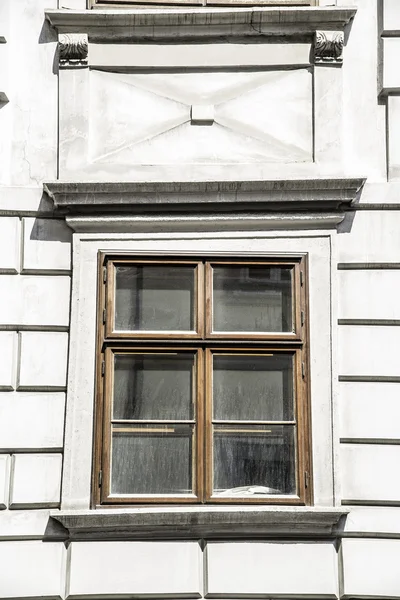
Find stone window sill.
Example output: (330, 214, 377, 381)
(51, 506, 349, 541)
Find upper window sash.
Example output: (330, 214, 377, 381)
(104, 258, 304, 341)
(105, 259, 205, 339)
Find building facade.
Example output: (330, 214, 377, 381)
(1, 0, 400, 597)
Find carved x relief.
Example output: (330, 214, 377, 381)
(89, 69, 313, 166)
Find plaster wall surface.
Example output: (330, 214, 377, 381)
(1, 0, 400, 599)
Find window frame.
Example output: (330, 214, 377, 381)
(90, 0, 316, 8)
(93, 254, 312, 507)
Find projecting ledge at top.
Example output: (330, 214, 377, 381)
(45, 6, 357, 40)
(44, 178, 365, 213)
(43, 178, 366, 232)
(51, 506, 349, 541)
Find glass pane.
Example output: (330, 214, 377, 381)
(115, 265, 196, 331)
(213, 354, 294, 421)
(111, 425, 193, 495)
(213, 425, 296, 496)
(113, 354, 194, 421)
(212, 265, 293, 333)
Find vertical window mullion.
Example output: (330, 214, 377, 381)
(101, 345, 114, 503)
(205, 262, 213, 337)
(204, 348, 213, 501)
(196, 348, 205, 502)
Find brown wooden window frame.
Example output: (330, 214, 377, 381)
(90, 1, 316, 8)
(93, 254, 312, 507)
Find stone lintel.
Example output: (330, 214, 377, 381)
(45, 7, 357, 41)
(51, 506, 349, 541)
(44, 178, 366, 216)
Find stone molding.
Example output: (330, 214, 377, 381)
(44, 178, 365, 233)
(59, 33, 88, 68)
(51, 507, 349, 541)
(45, 7, 357, 41)
(314, 30, 344, 63)
(44, 178, 365, 213)
(65, 213, 346, 233)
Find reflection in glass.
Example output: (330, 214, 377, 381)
(213, 425, 296, 495)
(115, 265, 195, 331)
(213, 354, 294, 421)
(111, 425, 193, 495)
(113, 354, 194, 421)
(213, 266, 293, 333)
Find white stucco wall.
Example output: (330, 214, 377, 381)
(1, 0, 400, 598)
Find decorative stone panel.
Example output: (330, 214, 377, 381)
(46, 7, 356, 182)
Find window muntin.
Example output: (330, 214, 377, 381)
(96, 256, 310, 505)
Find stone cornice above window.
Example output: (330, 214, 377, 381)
(43, 178, 366, 233)
(51, 506, 349, 541)
(45, 7, 357, 42)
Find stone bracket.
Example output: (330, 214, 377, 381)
(59, 33, 88, 69)
(314, 31, 344, 63)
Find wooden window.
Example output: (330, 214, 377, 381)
(91, 1, 315, 7)
(93, 255, 311, 505)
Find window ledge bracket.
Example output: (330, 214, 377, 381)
(50, 506, 349, 541)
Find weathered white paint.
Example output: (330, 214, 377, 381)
(384, 0, 400, 30)
(341, 444, 400, 503)
(0, 540, 66, 598)
(207, 541, 338, 597)
(338, 326, 400, 377)
(342, 539, 400, 598)
(18, 332, 69, 390)
(344, 506, 400, 535)
(0, 393, 65, 451)
(0, 186, 53, 214)
(0, 331, 17, 391)
(339, 0, 386, 179)
(337, 211, 400, 262)
(0, 509, 54, 539)
(22, 218, 72, 273)
(0, 275, 70, 327)
(338, 270, 400, 319)
(388, 95, 400, 180)
(0, 455, 10, 510)
(89, 42, 312, 69)
(67, 541, 203, 597)
(10, 453, 62, 508)
(0, 218, 19, 273)
(7, 0, 57, 186)
(339, 382, 400, 440)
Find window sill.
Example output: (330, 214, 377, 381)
(51, 506, 349, 541)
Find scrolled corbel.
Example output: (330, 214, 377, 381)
(59, 33, 88, 68)
(314, 31, 344, 63)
